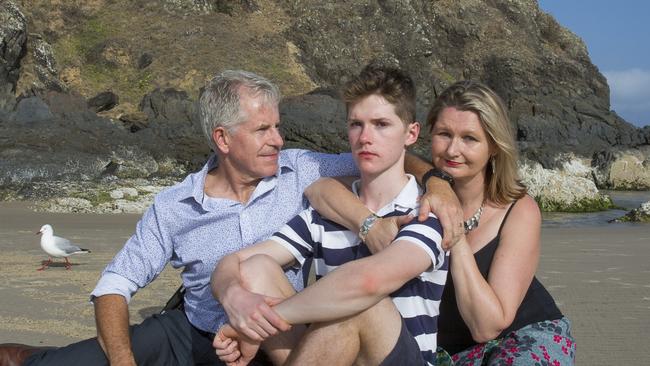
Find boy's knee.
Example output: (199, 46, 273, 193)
(240, 254, 285, 291)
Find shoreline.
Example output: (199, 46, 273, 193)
(0, 201, 648, 365)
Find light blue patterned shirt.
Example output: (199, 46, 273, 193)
(91, 149, 357, 333)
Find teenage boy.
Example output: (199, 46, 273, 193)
(211, 65, 448, 366)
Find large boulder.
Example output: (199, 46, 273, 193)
(137, 88, 208, 169)
(610, 201, 650, 223)
(0, 90, 162, 186)
(592, 147, 650, 190)
(518, 159, 612, 212)
(280, 90, 348, 153)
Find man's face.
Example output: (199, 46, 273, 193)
(225, 92, 284, 180)
(347, 94, 419, 177)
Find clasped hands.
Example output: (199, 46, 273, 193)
(214, 285, 289, 365)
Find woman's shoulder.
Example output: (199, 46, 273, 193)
(514, 194, 540, 213)
(503, 195, 541, 229)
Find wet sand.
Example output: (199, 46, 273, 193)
(1, 201, 649, 365)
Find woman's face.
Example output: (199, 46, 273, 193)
(430, 106, 493, 183)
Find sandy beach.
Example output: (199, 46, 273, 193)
(0, 201, 648, 365)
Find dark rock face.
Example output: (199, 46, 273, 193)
(280, 92, 349, 153)
(0, 0, 648, 191)
(281, 0, 646, 156)
(137, 88, 209, 169)
(29, 35, 65, 92)
(0, 90, 145, 185)
(0, 0, 26, 107)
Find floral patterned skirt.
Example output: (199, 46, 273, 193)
(436, 317, 575, 366)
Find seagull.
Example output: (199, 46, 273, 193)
(36, 224, 91, 270)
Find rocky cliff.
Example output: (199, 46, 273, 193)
(1, 0, 649, 210)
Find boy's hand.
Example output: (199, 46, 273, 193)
(223, 285, 291, 342)
(214, 325, 261, 366)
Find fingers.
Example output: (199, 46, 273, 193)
(439, 212, 454, 250)
(396, 214, 415, 226)
(239, 324, 267, 342)
(439, 207, 464, 251)
(214, 334, 241, 363)
(262, 297, 292, 332)
(263, 295, 284, 307)
(251, 309, 284, 336)
(418, 199, 431, 221)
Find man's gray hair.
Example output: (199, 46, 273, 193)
(199, 70, 281, 152)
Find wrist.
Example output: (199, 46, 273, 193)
(358, 212, 380, 242)
(107, 350, 136, 366)
(422, 168, 454, 190)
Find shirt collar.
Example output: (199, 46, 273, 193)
(185, 152, 296, 206)
(351, 174, 421, 216)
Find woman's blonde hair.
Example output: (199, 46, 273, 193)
(427, 80, 526, 205)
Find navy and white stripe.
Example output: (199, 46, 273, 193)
(271, 175, 447, 365)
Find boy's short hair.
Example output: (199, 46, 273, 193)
(342, 64, 416, 126)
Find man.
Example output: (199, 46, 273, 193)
(213, 66, 447, 366)
(0, 69, 461, 366)
(10, 70, 358, 366)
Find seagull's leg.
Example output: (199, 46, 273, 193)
(37, 257, 52, 271)
(64, 257, 72, 270)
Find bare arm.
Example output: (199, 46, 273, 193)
(212, 240, 296, 341)
(451, 196, 541, 342)
(306, 154, 464, 252)
(94, 294, 136, 366)
(272, 240, 433, 324)
(304, 178, 412, 253)
(405, 153, 464, 250)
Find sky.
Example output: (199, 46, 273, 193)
(538, 0, 650, 127)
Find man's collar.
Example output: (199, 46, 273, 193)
(185, 152, 295, 205)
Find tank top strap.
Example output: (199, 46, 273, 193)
(496, 199, 519, 236)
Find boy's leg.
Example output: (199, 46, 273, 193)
(239, 254, 307, 365)
(285, 297, 405, 366)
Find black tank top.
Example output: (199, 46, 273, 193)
(437, 201, 563, 355)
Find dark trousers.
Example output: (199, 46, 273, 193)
(23, 309, 224, 366)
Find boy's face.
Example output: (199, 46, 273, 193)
(347, 94, 419, 177)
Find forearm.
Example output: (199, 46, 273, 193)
(450, 241, 510, 341)
(273, 260, 384, 324)
(94, 294, 136, 366)
(304, 177, 370, 232)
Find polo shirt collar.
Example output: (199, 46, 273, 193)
(351, 174, 421, 216)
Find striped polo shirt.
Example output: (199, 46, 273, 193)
(271, 175, 448, 365)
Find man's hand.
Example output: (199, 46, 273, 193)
(418, 179, 464, 250)
(364, 215, 414, 254)
(222, 285, 290, 342)
(214, 325, 260, 366)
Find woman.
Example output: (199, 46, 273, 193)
(305, 80, 575, 365)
